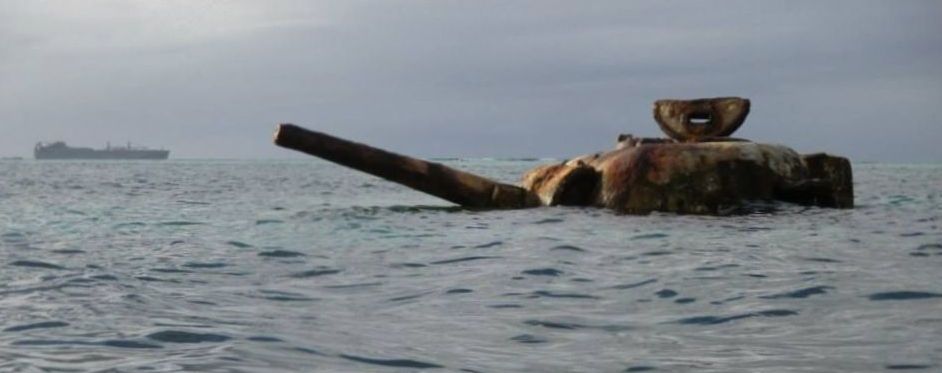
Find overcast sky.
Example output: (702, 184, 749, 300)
(1, 1, 940, 161)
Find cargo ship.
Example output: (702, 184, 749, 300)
(34, 141, 169, 160)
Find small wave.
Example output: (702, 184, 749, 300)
(11, 340, 76, 346)
(916, 243, 942, 251)
(158, 221, 205, 226)
(255, 219, 284, 225)
(101, 340, 164, 349)
(800, 257, 842, 263)
(674, 309, 799, 325)
(150, 268, 193, 274)
(488, 304, 522, 309)
(739, 226, 772, 232)
(473, 241, 503, 248)
(390, 262, 427, 268)
(887, 195, 916, 205)
(624, 366, 658, 372)
(655, 289, 678, 298)
(885, 364, 934, 370)
(1, 231, 27, 241)
(258, 250, 305, 258)
(247, 336, 283, 342)
(388, 293, 429, 302)
(523, 319, 585, 330)
(709, 295, 746, 305)
(509, 334, 547, 344)
(135, 276, 181, 283)
(293, 346, 327, 356)
(761, 286, 833, 299)
(530, 290, 598, 299)
(290, 268, 341, 278)
(50, 249, 85, 254)
(113, 222, 146, 229)
(429, 256, 499, 265)
(176, 200, 211, 205)
(3, 321, 69, 332)
(549, 245, 586, 252)
(522, 268, 563, 276)
(261, 294, 316, 302)
(612, 279, 657, 290)
(182, 262, 228, 269)
(8, 260, 64, 270)
(694, 264, 739, 271)
(914, 243, 942, 257)
(867, 291, 942, 301)
(632, 233, 669, 240)
(226, 241, 254, 248)
(146, 330, 231, 343)
(339, 354, 443, 369)
(13, 339, 161, 349)
(323, 282, 383, 289)
(641, 250, 673, 256)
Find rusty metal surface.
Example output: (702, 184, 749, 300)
(275, 94, 853, 214)
(591, 142, 807, 213)
(274, 124, 539, 209)
(518, 140, 828, 214)
(653, 97, 751, 142)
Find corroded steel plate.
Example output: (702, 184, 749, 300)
(653, 97, 750, 142)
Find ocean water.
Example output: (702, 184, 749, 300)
(0, 159, 940, 373)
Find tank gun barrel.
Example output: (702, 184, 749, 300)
(273, 123, 539, 209)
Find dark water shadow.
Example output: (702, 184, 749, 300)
(760, 286, 834, 299)
(13, 339, 162, 349)
(146, 330, 231, 343)
(8, 260, 65, 270)
(868, 291, 942, 301)
(3, 321, 69, 332)
(339, 354, 443, 369)
(673, 309, 799, 325)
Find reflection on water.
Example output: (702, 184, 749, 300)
(1, 160, 941, 372)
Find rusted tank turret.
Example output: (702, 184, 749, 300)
(274, 97, 852, 214)
(653, 97, 750, 142)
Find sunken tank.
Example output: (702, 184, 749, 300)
(274, 97, 852, 214)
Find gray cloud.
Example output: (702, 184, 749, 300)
(2, 0, 940, 161)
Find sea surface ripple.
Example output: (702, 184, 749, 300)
(1, 160, 940, 372)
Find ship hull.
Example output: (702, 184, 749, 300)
(35, 148, 169, 160)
